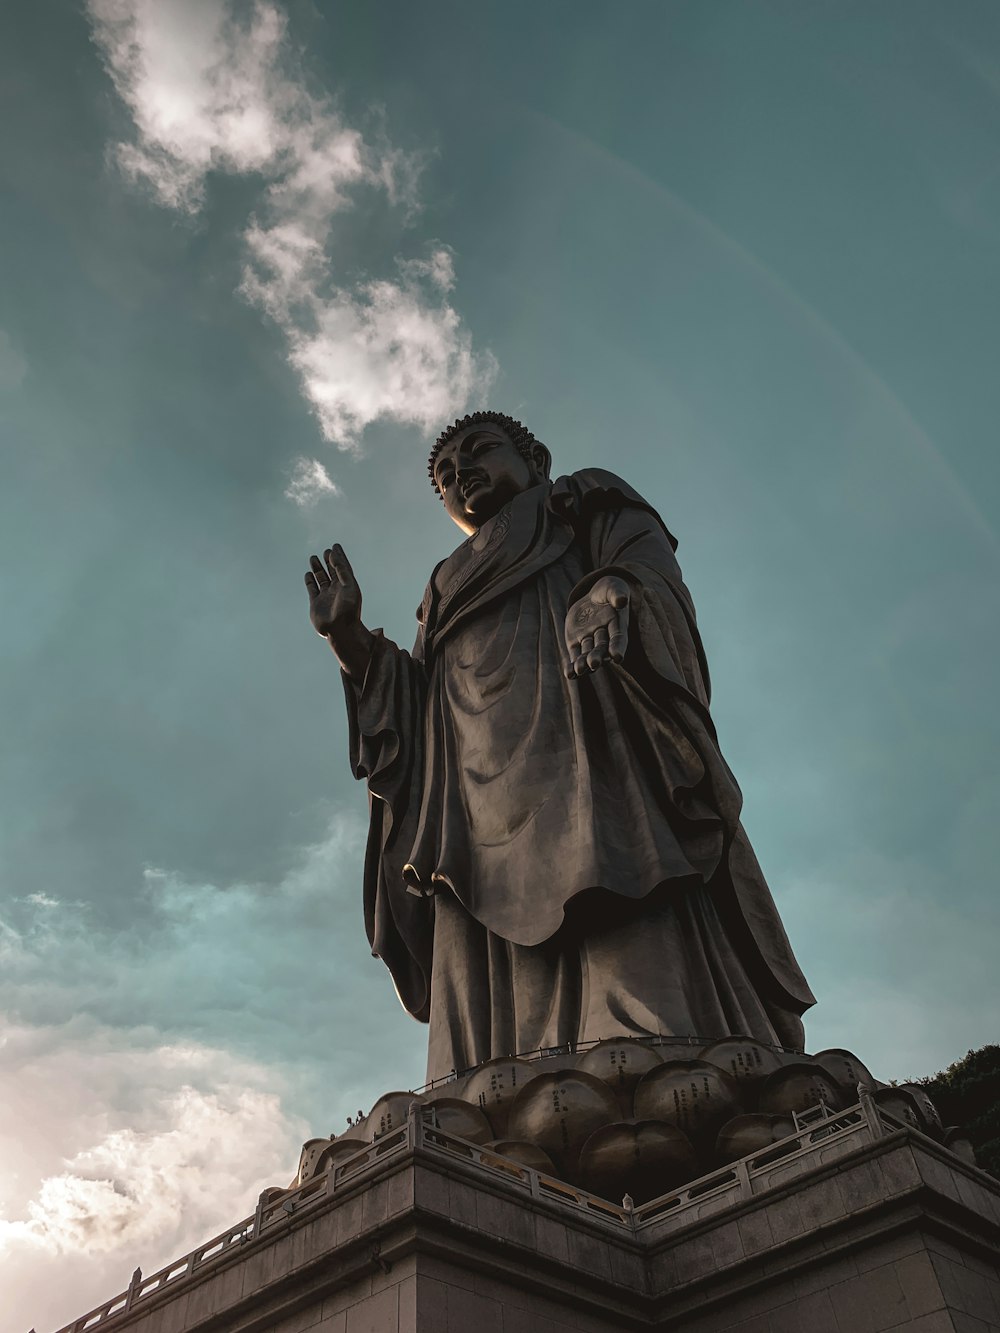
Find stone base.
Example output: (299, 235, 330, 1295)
(56, 1103, 1000, 1332)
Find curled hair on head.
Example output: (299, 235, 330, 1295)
(428, 411, 542, 493)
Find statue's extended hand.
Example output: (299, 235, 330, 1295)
(564, 575, 630, 678)
(305, 544, 372, 678)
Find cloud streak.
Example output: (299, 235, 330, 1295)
(0, 814, 419, 1085)
(86, 0, 493, 456)
(285, 455, 339, 506)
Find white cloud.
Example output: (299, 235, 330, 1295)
(0, 330, 27, 390)
(244, 242, 490, 448)
(25, 892, 60, 909)
(86, 0, 494, 463)
(0, 1020, 305, 1333)
(284, 455, 339, 506)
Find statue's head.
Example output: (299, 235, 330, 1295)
(428, 411, 552, 534)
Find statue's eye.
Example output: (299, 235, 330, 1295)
(473, 438, 498, 455)
(437, 467, 455, 489)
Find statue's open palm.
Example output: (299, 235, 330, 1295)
(564, 575, 630, 677)
(305, 544, 362, 641)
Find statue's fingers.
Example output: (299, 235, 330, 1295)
(310, 554, 331, 588)
(304, 571, 320, 599)
(576, 636, 598, 674)
(587, 626, 610, 670)
(593, 576, 629, 608)
(329, 546, 349, 583)
(609, 622, 628, 662)
(328, 543, 356, 588)
(565, 637, 582, 677)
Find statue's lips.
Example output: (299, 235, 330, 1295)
(461, 477, 490, 502)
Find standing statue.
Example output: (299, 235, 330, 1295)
(305, 412, 814, 1083)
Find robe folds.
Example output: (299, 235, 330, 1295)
(344, 470, 815, 1081)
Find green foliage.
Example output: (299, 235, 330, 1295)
(916, 1044, 1000, 1180)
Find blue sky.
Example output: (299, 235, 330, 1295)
(2, 1, 999, 1327)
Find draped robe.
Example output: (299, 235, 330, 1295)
(345, 471, 814, 1081)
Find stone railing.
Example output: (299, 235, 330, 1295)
(632, 1097, 884, 1232)
(50, 1091, 894, 1333)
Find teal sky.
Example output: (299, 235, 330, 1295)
(2, 1, 1000, 1327)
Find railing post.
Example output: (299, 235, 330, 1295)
(123, 1267, 142, 1313)
(735, 1157, 753, 1199)
(858, 1080, 884, 1141)
(408, 1099, 423, 1152)
(252, 1189, 268, 1237)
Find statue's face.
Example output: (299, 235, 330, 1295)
(433, 424, 540, 534)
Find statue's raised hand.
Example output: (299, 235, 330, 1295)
(305, 544, 373, 679)
(564, 575, 630, 678)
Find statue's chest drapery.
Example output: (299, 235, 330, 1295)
(431, 555, 586, 797)
(419, 490, 592, 813)
(420, 483, 575, 660)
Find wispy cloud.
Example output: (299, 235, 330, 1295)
(25, 892, 60, 909)
(284, 455, 339, 506)
(86, 0, 493, 462)
(0, 814, 417, 1087)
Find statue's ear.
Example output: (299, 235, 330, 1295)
(531, 442, 552, 480)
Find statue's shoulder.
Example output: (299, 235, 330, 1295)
(551, 467, 648, 505)
(550, 469, 677, 549)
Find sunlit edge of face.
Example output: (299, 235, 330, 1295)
(433, 426, 540, 534)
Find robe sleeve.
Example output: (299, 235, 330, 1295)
(554, 468, 717, 727)
(343, 627, 433, 1022)
(553, 469, 815, 1013)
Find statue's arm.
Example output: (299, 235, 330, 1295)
(557, 470, 677, 679)
(304, 543, 375, 680)
(563, 491, 710, 705)
(305, 563, 431, 1025)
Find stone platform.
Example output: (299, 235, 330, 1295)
(53, 1097, 1000, 1332)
